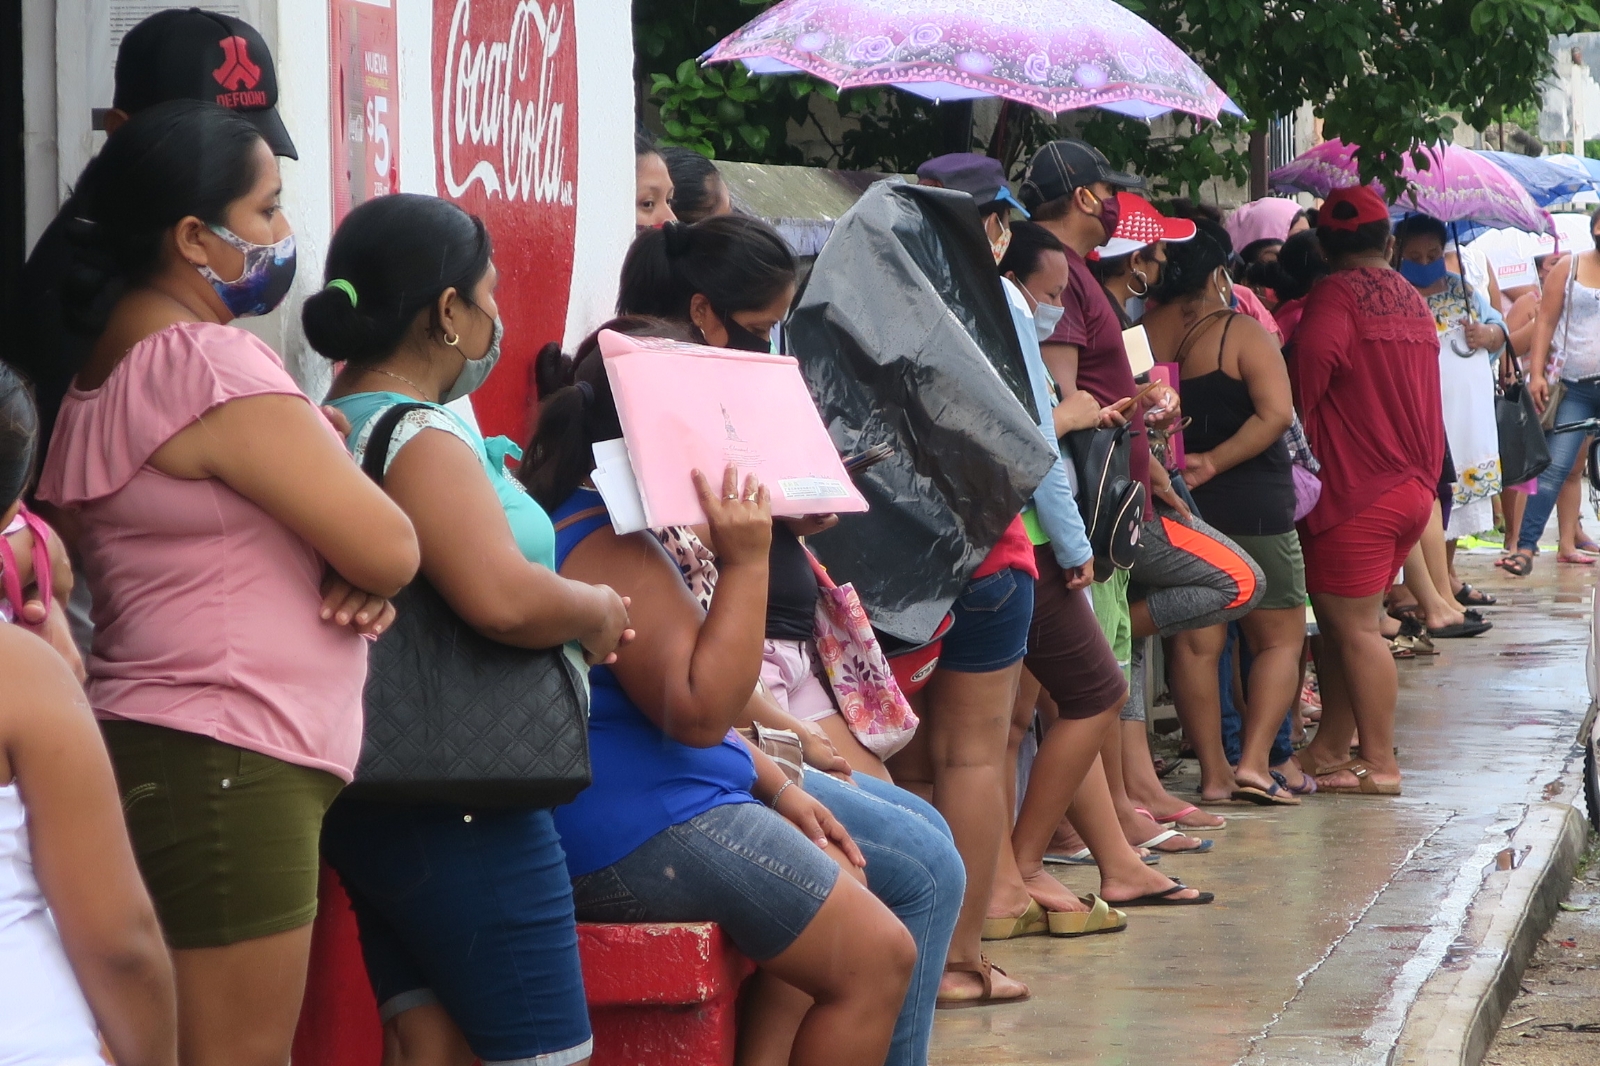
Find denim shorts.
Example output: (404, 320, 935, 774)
(935, 567, 1035, 672)
(569, 799, 839, 961)
(320, 799, 592, 1066)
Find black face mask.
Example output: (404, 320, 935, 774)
(719, 313, 773, 353)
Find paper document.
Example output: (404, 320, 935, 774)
(599, 330, 868, 528)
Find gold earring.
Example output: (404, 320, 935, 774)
(444, 332, 460, 347)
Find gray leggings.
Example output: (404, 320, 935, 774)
(1128, 508, 1264, 638)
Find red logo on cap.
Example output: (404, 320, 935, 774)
(213, 36, 262, 92)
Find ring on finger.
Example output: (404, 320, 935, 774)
(724, 493, 739, 500)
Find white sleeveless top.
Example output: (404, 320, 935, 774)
(1552, 263, 1600, 382)
(0, 782, 104, 1065)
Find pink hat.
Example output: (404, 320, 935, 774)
(1092, 192, 1197, 259)
(1225, 197, 1303, 251)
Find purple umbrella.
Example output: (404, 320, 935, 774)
(702, 0, 1242, 123)
(1269, 139, 1553, 235)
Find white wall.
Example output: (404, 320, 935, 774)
(25, 0, 637, 397)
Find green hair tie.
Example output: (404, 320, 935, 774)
(327, 279, 359, 307)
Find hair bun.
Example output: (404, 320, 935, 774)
(662, 220, 694, 256)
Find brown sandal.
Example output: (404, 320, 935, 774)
(935, 953, 1030, 1010)
(1315, 758, 1401, 795)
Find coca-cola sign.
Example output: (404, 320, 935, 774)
(435, 0, 579, 440)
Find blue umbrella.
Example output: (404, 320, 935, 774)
(1474, 150, 1595, 207)
(1543, 152, 1600, 185)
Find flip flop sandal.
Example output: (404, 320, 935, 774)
(1557, 551, 1597, 565)
(1386, 603, 1424, 624)
(1389, 636, 1417, 659)
(1495, 552, 1533, 576)
(1136, 829, 1213, 854)
(1230, 774, 1302, 806)
(1046, 895, 1128, 937)
(980, 899, 1049, 941)
(1137, 804, 1226, 831)
(1428, 620, 1492, 638)
(1279, 770, 1319, 796)
(1154, 756, 1187, 779)
(1043, 848, 1161, 867)
(1315, 759, 1402, 796)
(1454, 583, 1497, 607)
(1576, 537, 1600, 553)
(1104, 880, 1216, 907)
(936, 954, 1030, 1010)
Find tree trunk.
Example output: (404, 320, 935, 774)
(1249, 128, 1269, 199)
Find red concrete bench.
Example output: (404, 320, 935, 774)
(291, 865, 754, 1066)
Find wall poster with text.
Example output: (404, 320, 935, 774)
(331, 0, 400, 224)
(435, 0, 580, 440)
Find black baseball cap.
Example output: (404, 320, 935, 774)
(1019, 139, 1142, 212)
(113, 8, 297, 159)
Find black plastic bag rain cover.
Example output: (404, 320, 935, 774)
(786, 182, 1055, 644)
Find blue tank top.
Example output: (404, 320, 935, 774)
(550, 488, 757, 876)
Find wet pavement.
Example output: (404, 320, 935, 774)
(930, 553, 1594, 1066)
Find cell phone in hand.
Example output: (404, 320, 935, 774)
(842, 442, 894, 474)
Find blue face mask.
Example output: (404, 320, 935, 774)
(1399, 256, 1448, 289)
(199, 225, 297, 318)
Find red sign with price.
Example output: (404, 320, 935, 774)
(434, 0, 580, 441)
(331, 0, 400, 224)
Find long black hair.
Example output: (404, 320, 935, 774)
(301, 194, 492, 366)
(0, 364, 38, 514)
(64, 99, 266, 334)
(662, 147, 725, 224)
(520, 316, 696, 512)
(1152, 218, 1233, 303)
(616, 216, 795, 322)
(1246, 229, 1328, 302)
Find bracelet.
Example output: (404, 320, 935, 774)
(766, 779, 795, 809)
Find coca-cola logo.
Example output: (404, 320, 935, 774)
(439, 0, 574, 207)
(435, 0, 579, 442)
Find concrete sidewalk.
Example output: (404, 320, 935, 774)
(929, 555, 1594, 1066)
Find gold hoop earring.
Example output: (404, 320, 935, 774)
(444, 332, 460, 347)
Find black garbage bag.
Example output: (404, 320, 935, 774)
(786, 181, 1055, 644)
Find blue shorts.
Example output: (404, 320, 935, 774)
(569, 799, 838, 961)
(320, 800, 591, 1066)
(935, 567, 1035, 673)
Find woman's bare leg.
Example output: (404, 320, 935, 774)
(914, 663, 1028, 1003)
(1166, 624, 1234, 801)
(173, 926, 316, 1066)
(1234, 606, 1309, 791)
(1304, 592, 1400, 790)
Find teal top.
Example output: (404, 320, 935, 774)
(328, 391, 556, 569)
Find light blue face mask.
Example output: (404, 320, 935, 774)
(443, 314, 504, 402)
(1033, 301, 1066, 341)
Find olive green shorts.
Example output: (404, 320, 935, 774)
(1230, 531, 1308, 612)
(102, 720, 344, 949)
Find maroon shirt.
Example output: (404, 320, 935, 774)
(1045, 245, 1151, 497)
(1288, 268, 1444, 535)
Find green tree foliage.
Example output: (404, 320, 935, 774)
(636, 0, 1598, 194)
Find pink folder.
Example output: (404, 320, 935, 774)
(598, 330, 868, 528)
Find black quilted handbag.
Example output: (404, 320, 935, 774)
(346, 402, 591, 808)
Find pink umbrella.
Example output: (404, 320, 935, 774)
(1269, 140, 1553, 235)
(702, 0, 1242, 123)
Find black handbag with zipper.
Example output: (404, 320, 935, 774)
(1495, 339, 1553, 487)
(346, 401, 591, 808)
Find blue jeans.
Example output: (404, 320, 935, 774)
(804, 770, 963, 1066)
(1518, 378, 1600, 551)
(320, 801, 592, 1066)
(1219, 624, 1293, 767)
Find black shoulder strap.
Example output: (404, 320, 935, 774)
(360, 402, 433, 486)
